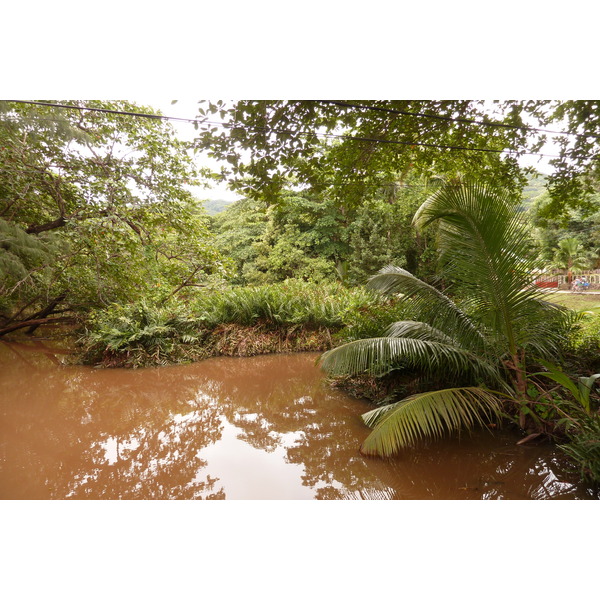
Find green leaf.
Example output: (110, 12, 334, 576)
(533, 359, 580, 400)
(360, 387, 503, 456)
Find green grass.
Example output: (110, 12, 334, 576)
(544, 292, 600, 312)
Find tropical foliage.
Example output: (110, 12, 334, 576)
(80, 281, 394, 367)
(560, 416, 600, 485)
(211, 180, 438, 286)
(3, 98, 600, 486)
(194, 100, 600, 217)
(320, 178, 574, 456)
(0, 101, 226, 336)
(551, 237, 598, 282)
(193, 100, 533, 206)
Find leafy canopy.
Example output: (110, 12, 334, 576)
(0, 101, 226, 327)
(193, 100, 534, 206)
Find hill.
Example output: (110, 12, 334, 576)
(203, 199, 237, 215)
(521, 172, 548, 207)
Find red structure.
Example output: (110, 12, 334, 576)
(534, 280, 558, 289)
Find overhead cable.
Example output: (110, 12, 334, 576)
(316, 100, 585, 139)
(5, 99, 562, 159)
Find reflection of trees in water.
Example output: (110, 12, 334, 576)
(177, 355, 402, 498)
(1, 346, 597, 500)
(1, 347, 225, 499)
(182, 356, 599, 499)
(2, 349, 393, 499)
(356, 432, 598, 500)
(61, 402, 226, 500)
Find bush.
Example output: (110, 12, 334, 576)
(565, 311, 600, 372)
(79, 300, 206, 367)
(78, 281, 389, 367)
(190, 280, 377, 330)
(560, 415, 600, 486)
(335, 296, 415, 342)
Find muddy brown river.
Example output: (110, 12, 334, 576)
(0, 338, 597, 500)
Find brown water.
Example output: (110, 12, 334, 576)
(0, 339, 597, 500)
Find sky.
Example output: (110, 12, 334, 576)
(146, 100, 243, 202)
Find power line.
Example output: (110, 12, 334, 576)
(4, 100, 188, 123)
(4, 99, 563, 159)
(317, 100, 583, 139)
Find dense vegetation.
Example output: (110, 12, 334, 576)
(79, 281, 414, 367)
(2, 99, 600, 486)
(210, 181, 438, 286)
(0, 100, 227, 337)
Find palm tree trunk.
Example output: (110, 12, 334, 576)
(509, 350, 528, 429)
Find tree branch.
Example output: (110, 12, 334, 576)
(0, 316, 75, 337)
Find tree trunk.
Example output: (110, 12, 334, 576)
(25, 294, 67, 335)
(0, 316, 75, 337)
(510, 351, 529, 430)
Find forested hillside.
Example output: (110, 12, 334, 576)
(202, 198, 237, 215)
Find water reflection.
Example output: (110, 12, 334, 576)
(0, 341, 597, 500)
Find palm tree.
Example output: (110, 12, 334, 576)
(319, 179, 571, 457)
(552, 237, 595, 285)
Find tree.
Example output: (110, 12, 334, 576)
(319, 178, 571, 456)
(526, 188, 600, 270)
(552, 237, 598, 284)
(211, 177, 438, 286)
(0, 100, 224, 335)
(194, 100, 600, 219)
(193, 100, 536, 206)
(525, 100, 600, 216)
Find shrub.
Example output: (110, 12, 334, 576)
(79, 300, 206, 367)
(334, 296, 415, 342)
(190, 280, 377, 330)
(560, 415, 600, 486)
(78, 281, 386, 367)
(565, 311, 600, 372)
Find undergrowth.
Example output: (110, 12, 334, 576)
(191, 280, 376, 329)
(79, 280, 408, 368)
(565, 310, 600, 372)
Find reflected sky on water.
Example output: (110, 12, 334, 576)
(1, 340, 597, 500)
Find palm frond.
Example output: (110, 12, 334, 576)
(415, 180, 538, 289)
(319, 336, 502, 385)
(367, 266, 487, 353)
(360, 386, 504, 456)
(385, 320, 456, 345)
(411, 179, 566, 357)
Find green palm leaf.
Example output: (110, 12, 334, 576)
(360, 387, 504, 456)
(368, 266, 487, 353)
(319, 336, 502, 385)
(319, 178, 572, 456)
(385, 320, 456, 344)
(413, 179, 570, 358)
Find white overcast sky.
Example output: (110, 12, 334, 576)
(150, 99, 244, 202)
